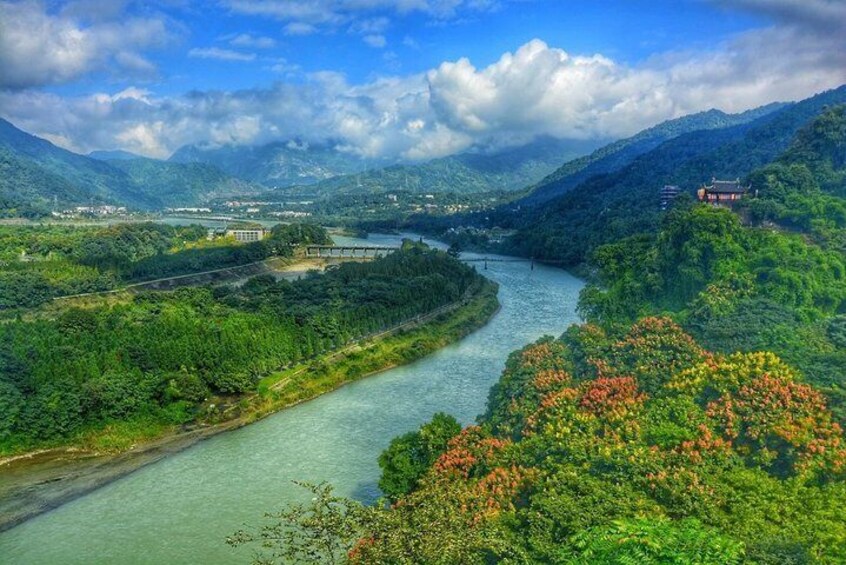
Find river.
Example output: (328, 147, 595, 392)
(0, 233, 584, 564)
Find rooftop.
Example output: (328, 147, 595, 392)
(704, 178, 749, 194)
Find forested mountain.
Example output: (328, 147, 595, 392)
(88, 150, 145, 161)
(105, 157, 261, 206)
(0, 119, 263, 213)
(286, 136, 602, 197)
(169, 140, 367, 188)
(503, 85, 846, 266)
(0, 118, 156, 214)
(518, 104, 785, 206)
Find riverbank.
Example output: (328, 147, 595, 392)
(0, 278, 499, 533)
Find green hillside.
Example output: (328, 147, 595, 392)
(0, 119, 264, 213)
(504, 85, 846, 266)
(106, 158, 261, 206)
(520, 104, 786, 206)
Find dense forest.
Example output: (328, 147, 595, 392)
(0, 222, 331, 309)
(0, 246, 486, 454)
(231, 101, 846, 562)
(577, 105, 846, 420)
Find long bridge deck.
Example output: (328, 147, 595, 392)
(305, 245, 398, 258)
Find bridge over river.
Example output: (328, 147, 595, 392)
(305, 245, 398, 258)
(306, 245, 565, 271)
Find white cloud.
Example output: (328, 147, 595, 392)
(188, 47, 256, 61)
(349, 16, 390, 34)
(1, 3, 844, 162)
(0, 0, 172, 89)
(228, 33, 277, 48)
(266, 57, 301, 74)
(222, 0, 501, 33)
(283, 21, 317, 35)
(363, 34, 387, 48)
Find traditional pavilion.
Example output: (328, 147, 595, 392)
(660, 185, 681, 210)
(697, 178, 752, 206)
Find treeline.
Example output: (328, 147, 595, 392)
(0, 247, 485, 454)
(0, 222, 331, 308)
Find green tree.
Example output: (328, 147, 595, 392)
(567, 518, 745, 564)
(378, 412, 461, 501)
(228, 482, 366, 565)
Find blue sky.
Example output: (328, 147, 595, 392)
(46, 0, 766, 95)
(1, 0, 844, 159)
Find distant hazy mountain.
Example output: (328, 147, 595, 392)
(105, 157, 261, 206)
(169, 140, 367, 188)
(88, 149, 145, 161)
(288, 136, 604, 197)
(519, 103, 787, 206)
(0, 119, 263, 215)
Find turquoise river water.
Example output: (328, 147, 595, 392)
(0, 233, 584, 564)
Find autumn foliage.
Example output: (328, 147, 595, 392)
(361, 317, 846, 563)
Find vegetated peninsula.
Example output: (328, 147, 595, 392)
(232, 98, 846, 563)
(0, 237, 496, 458)
(0, 223, 499, 531)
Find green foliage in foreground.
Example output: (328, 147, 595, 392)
(568, 518, 744, 565)
(0, 222, 331, 309)
(0, 248, 484, 454)
(236, 320, 846, 563)
(378, 412, 461, 501)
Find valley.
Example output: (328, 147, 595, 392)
(0, 11, 845, 559)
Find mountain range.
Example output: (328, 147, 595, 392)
(3, 86, 843, 219)
(518, 103, 787, 206)
(0, 119, 262, 216)
(282, 136, 604, 197)
(168, 140, 368, 188)
(0, 121, 602, 215)
(496, 85, 846, 265)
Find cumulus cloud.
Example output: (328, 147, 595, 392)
(1, 1, 844, 162)
(0, 0, 173, 89)
(188, 47, 256, 61)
